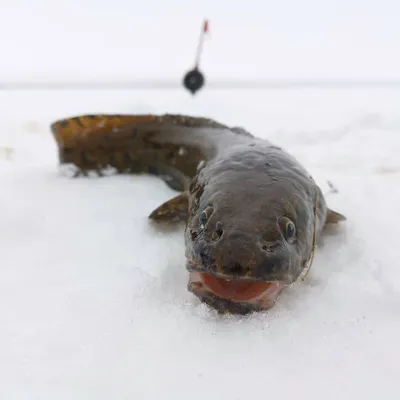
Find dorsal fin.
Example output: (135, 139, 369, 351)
(231, 127, 254, 137)
(50, 114, 228, 148)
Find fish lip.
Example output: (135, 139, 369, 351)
(188, 283, 265, 315)
(188, 271, 286, 314)
(186, 258, 294, 285)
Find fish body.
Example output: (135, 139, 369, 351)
(51, 114, 345, 314)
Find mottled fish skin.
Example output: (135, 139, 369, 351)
(51, 114, 345, 314)
(185, 143, 320, 284)
(51, 114, 232, 190)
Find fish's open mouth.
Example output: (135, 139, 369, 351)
(188, 271, 286, 313)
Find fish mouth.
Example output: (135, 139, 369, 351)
(188, 271, 286, 314)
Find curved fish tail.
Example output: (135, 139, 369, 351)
(50, 114, 223, 192)
(51, 114, 165, 175)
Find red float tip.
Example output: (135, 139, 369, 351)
(203, 19, 209, 33)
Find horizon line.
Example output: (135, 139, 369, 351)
(2, 79, 400, 90)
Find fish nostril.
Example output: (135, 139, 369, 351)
(200, 250, 212, 266)
(211, 222, 224, 241)
(260, 241, 280, 252)
(215, 222, 223, 237)
(190, 230, 198, 241)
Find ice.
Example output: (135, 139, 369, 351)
(0, 88, 399, 399)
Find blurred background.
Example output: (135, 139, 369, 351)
(1, 0, 399, 88)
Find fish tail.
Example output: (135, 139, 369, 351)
(50, 114, 221, 189)
(50, 114, 162, 175)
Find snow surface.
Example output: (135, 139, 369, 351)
(1, 88, 400, 399)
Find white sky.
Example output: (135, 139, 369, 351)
(1, 0, 400, 81)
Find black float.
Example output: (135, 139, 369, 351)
(183, 19, 209, 95)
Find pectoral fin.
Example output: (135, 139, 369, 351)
(325, 208, 346, 224)
(148, 193, 189, 222)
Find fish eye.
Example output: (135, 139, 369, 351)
(285, 221, 296, 240)
(200, 211, 208, 227)
(279, 217, 296, 243)
(199, 206, 213, 228)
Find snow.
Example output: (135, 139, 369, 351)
(1, 88, 400, 399)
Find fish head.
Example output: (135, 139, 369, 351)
(185, 150, 320, 314)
